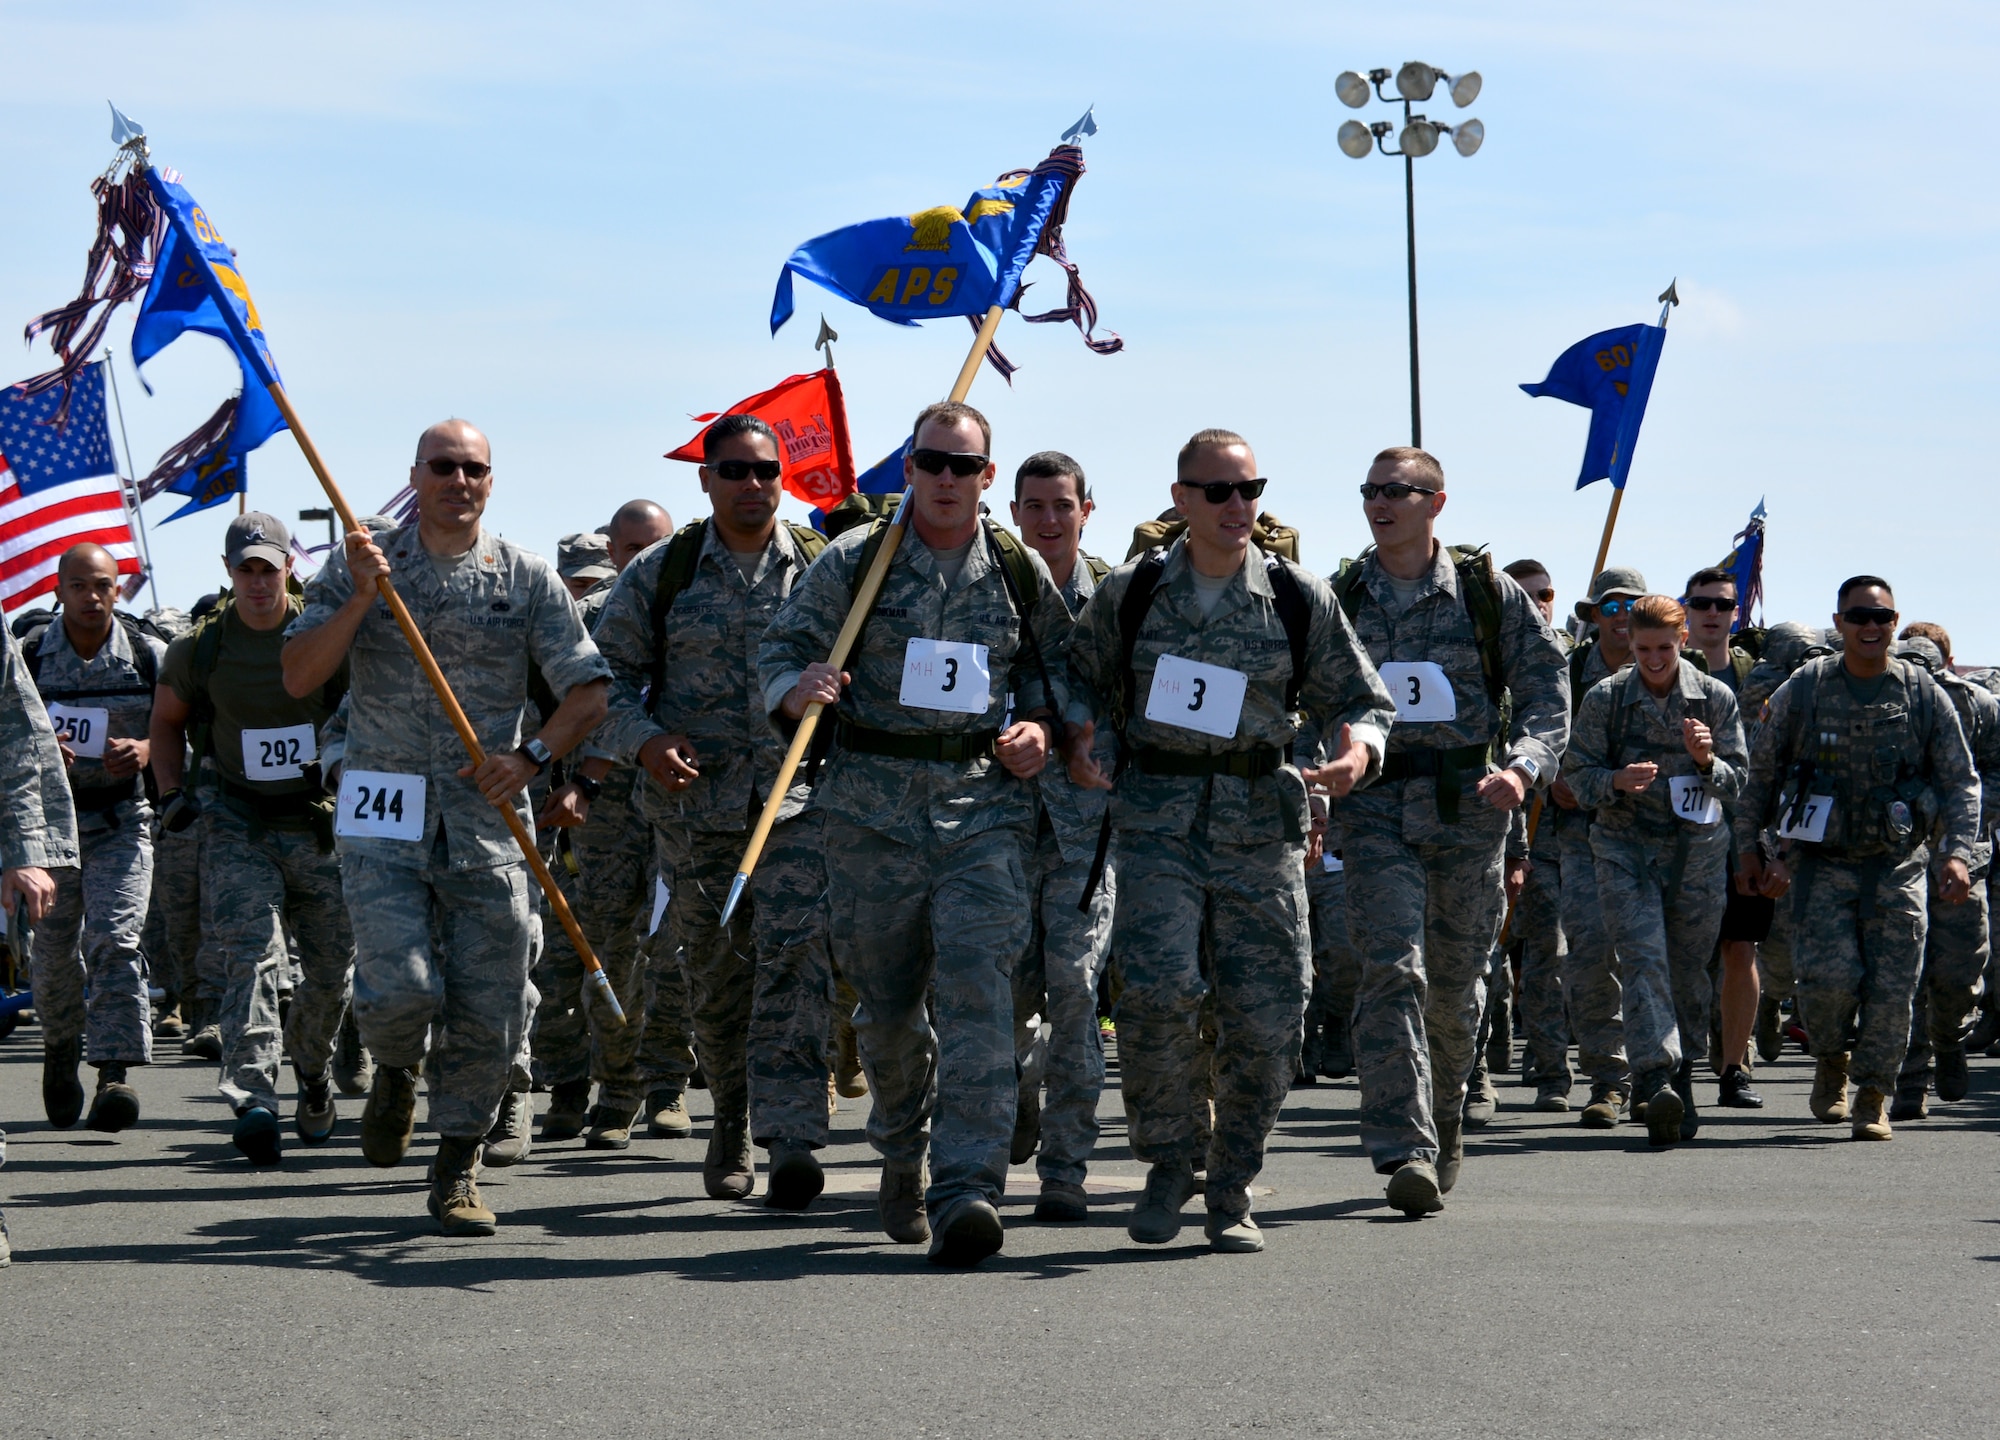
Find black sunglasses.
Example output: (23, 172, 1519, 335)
(1682, 595, 1736, 612)
(1180, 477, 1268, 504)
(709, 459, 782, 482)
(1358, 481, 1437, 501)
(423, 458, 491, 480)
(1840, 605, 1896, 626)
(911, 449, 989, 478)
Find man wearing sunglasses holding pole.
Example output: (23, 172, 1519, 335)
(1330, 447, 1569, 1215)
(1735, 577, 1979, 1140)
(1065, 428, 1395, 1252)
(592, 415, 836, 1207)
(1547, 568, 1648, 1127)
(759, 400, 1073, 1267)
(283, 420, 612, 1235)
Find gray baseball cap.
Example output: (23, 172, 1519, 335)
(557, 531, 616, 584)
(1575, 565, 1648, 621)
(224, 512, 291, 569)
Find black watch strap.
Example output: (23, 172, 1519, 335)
(573, 772, 602, 801)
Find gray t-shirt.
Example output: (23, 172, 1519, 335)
(726, 546, 762, 582)
(927, 539, 976, 591)
(1190, 567, 1233, 619)
(1382, 570, 1427, 615)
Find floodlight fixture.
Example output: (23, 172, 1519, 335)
(1396, 61, 1438, 101)
(1451, 119, 1484, 156)
(1335, 71, 1372, 109)
(1337, 120, 1375, 158)
(1450, 70, 1482, 107)
(1399, 119, 1440, 158)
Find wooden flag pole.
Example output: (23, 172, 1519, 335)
(265, 384, 626, 1024)
(1587, 486, 1624, 592)
(718, 303, 1006, 925)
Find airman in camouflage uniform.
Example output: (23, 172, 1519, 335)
(285, 420, 610, 1233)
(1331, 449, 1568, 1214)
(1068, 429, 1395, 1253)
(28, 544, 164, 1133)
(522, 521, 666, 1156)
(1736, 577, 1979, 1141)
(595, 425, 836, 1208)
(1549, 570, 1648, 1123)
(152, 513, 353, 1165)
(1004, 451, 1117, 1221)
(761, 401, 1072, 1267)
(1562, 598, 1747, 1145)
(0, 615, 79, 1265)
(1889, 630, 1998, 1117)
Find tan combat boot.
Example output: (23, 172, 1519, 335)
(427, 1135, 497, 1236)
(359, 1064, 419, 1166)
(1850, 1085, 1892, 1141)
(879, 1160, 930, 1243)
(834, 1014, 868, 1099)
(1809, 1052, 1851, 1123)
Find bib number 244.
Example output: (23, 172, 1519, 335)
(335, 770, 427, 843)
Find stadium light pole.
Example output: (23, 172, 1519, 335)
(1335, 63, 1484, 448)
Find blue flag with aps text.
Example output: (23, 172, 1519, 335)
(1520, 322, 1667, 490)
(771, 151, 1077, 334)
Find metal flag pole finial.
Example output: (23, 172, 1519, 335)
(814, 315, 838, 369)
(108, 102, 145, 148)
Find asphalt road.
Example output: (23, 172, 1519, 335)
(1, 1028, 1995, 1440)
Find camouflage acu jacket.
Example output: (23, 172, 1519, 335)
(0, 622, 77, 869)
(1563, 659, 1747, 840)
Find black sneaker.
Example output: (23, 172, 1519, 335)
(42, 1038, 84, 1129)
(1935, 1045, 1970, 1103)
(233, 1105, 282, 1165)
(1716, 1064, 1764, 1109)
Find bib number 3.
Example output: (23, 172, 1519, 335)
(335, 770, 426, 842)
(900, 638, 991, 715)
(1144, 654, 1249, 740)
(1376, 662, 1458, 722)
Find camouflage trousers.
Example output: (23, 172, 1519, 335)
(1112, 828, 1308, 1217)
(1513, 848, 1570, 1087)
(1590, 825, 1729, 1100)
(141, 821, 207, 1013)
(637, 928, 695, 1089)
(1011, 825, 1116, 1187)
(826, 816, 1028, 1214)
(32, 804, 154, 1065)
(1789, 847, 1928, 1095)
(1341, 805, 1507, 1171)
(1758, 880, 1797, 1000)
(531, 813, 651, 1110)
(339, 848, 535, 1139)
(658, 813, 833, 1149)
(204, 804, 354, 1114)
(1557, 821, 1629, 1091)
(1304, 860, 1358, 1064)
(1899, 861, 1989, 1085)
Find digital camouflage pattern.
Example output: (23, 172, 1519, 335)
(0, 622, 75, 871)
(1553, 640, 1628, 1098)
(291, 524, 610, 869)
(1331, 547, 1568, 1170)
(203, 802, 353, 1112)
(1737, 655, 1980, 1095)
(28, 617, 163, 1066)
(595, 521, 833, 1142)
(1071, 539, 1395, 1207)
(1565, 660, 1747, 1096)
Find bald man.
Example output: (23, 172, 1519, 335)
(606, 500, 673, 573)
(28, 543, 167, 1134)
(284, 420, 611, 1235)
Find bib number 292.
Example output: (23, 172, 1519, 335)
(334, 770, 426, 842)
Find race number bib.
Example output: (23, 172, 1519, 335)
(241, 723, 319, 783)
(1776, 794, 1834, 843)
(1667, 774, 1722, 826)
(334, 770, 425, 842)
(899, 638, 991, 715)
(1144, 654, 1248, 740)
(1321, 852, 1344, 873)
(1377, 662, 1458, 722)
(46, 703, 108, 759)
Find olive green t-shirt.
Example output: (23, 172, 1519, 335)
(161, 604, 346, 797)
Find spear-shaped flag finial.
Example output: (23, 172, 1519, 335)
(814, 315, 838, 368)
(107, 102, 145, 147)
(1060, 105, 1098, 144)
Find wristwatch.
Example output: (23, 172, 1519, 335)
(572, 772, 602, 802)
(517, 737, 553, 772)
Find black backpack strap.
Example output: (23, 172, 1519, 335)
(645, 519, 708, 702)
(1568, 642, 1594, 719)
(983, 523, 1056, 719)
(1265, 555, 1310, 712)
(21, 624, 48, 685)
(1115, 549, 1170, 731)
(183, 603, 231, 778)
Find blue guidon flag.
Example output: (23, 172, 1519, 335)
(770, 142, 1120, 379)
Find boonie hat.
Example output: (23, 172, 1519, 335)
(1574, 565, 1648, 621)
(557, 531, 616, 584)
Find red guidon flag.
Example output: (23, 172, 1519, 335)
(666, 368, 856, 511)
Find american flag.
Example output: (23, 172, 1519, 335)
(0, 362, 139, 612)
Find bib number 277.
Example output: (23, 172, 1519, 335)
(335, 770, 426, 843)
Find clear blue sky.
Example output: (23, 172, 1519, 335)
(6, 3, 1995, 655)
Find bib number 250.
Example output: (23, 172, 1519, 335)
(335, 770, 427, 842)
